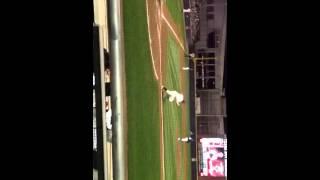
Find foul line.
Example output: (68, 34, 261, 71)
(159, 1, 165, 180)
(161, 13, 185, 51)
(146, 0, 159, 80)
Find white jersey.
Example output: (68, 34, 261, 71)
(93, 74, 95, 86)
(105, 69, 111, 83)
(106, 109, 112, 130)
(166, 90, 184, 105)
(178, 137, 192, 142)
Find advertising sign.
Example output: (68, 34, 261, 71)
(199, 138, 225, 177)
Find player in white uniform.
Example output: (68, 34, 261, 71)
(161, 86, 184, 106)
(105, 98, 112, 130)
(177, 131, 194, 143)
(177, 136, 193, 143)
(106, 109, 112, 130)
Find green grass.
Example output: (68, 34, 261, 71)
(123, 0, 161, 180)
(166, 0, 188, 54)
(166, 0, 185, 30)
(163, 34, 181, 180)
(163, 34, 190, 180)
(123, 0, 190, 179)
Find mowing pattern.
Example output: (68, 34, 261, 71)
(166, 0, 184, 29)
(123, 0, 161, 180)
(123, 0, 190, 180)
(163, 34, 186, 180)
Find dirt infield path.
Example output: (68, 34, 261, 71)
(161, 6, 185, 51)
(159, 20, 168, 180)
(161, 3, 189, 180)
(179, 41, 188, 180)
(146, 0, 166, 179)
(146, 0, 161, 80)
(146, 0, 188, 180)
(146, 0, 185, 82)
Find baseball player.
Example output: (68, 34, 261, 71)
(177, 136, 193, 143)
(161, 86, 184, 106)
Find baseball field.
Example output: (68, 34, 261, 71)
(123, 0, 191, 180)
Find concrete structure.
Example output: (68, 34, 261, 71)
(191, 0, 227, 180)
(194, 0, 226, 89)
(193, 0, 227, 134)
(93, 0, 109, 51)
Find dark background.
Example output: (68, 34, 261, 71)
(1, 0, 318, 179)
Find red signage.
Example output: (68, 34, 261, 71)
(199, 138, 225, 177)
